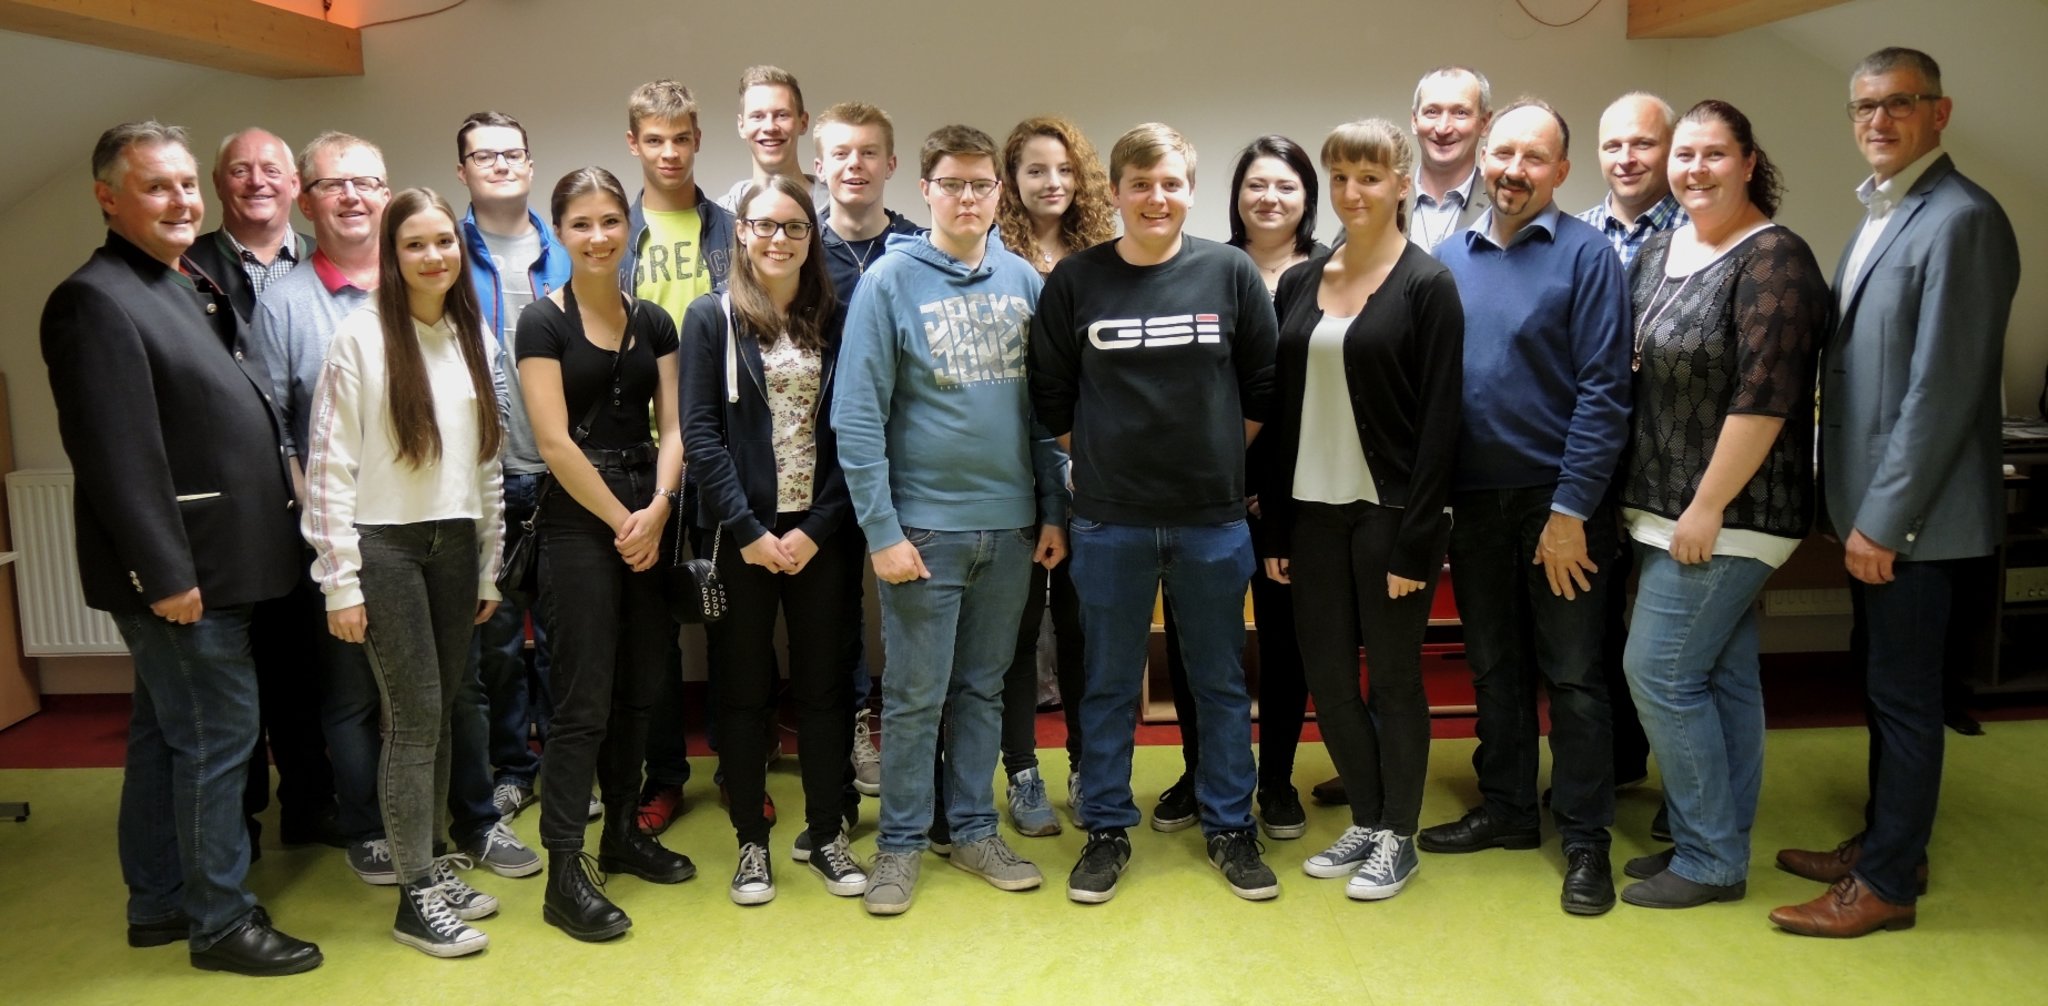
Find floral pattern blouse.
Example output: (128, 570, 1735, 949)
(761, 331, 823, 513)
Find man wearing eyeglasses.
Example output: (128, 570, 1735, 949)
(250, 130, 395, 888)
(450, 110, 558, 879)
(1770, 46, 2019, 939)
(834, 124, 1067, 915)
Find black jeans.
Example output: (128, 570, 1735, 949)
(358, 519, 481, 885)
(1600, 538, 1651, 782)
(1289, 500, 1445, 836)
(243, 579, 336, 833)
(1161, 516, 1308, 791)
(1448, 487, 1616, 848)
(703, 513, 861, 847)
(534, 464, 671, 850)
(1004, 559, 1085, 775)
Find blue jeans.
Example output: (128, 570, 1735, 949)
(1447, 488, 1615, 848)
(472, 470, 548, 789)
(875, 526, 1034, 853)
(1623, 545, 1776, 885)
(359, 520, 484, 885)
(1850, 559, 1968, 905)
(1070, 518, 1258, 836)
(315, 594, 385, 843)
(113, 605, 262, 950)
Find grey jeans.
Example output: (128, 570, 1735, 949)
(359, 518, 483, 886)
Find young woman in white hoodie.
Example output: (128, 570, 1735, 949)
(303, 186, 506, 958)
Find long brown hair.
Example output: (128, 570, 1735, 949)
(729, 174, 833, 352)
(374, 186, 502, 468)
(995, 116, 1115, 271)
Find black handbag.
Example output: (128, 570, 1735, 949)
(493, 287, 623, 596)
(662, 491, 726, 624)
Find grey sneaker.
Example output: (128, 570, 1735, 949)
(950, 836, 1044, 891)
(348, 838, 398, 886)
(465, 821, 542, 878)
(490, 781, 536, 821)
(1067, 772, 1085, 828)
(730, 842, 775, 906)
(1207, 830, 1280, 901)
(1008, 768, 1062, 837)
(1346, 830, 1418, 901)
(587, 796, 603, 820)
(427, 854, 500, 920)
(863, 850, 920, 916)
(809, 832, 868, 897)
(851, 711, 881, 797)
(1304, 825, 1380, 879)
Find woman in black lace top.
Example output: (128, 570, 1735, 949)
(1615, 101, 1828, 911)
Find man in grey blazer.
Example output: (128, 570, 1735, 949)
(42, 122, 321, 974)
(1770, 47, 2020, 939)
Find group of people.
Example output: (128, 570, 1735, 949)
(39, 45, 2018, 976)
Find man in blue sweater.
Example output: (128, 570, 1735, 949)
(1419, 100, 1632, 917)
(834, 125, 1068, 916)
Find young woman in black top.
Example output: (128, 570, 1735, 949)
(680, 175, 867, 904)
(516, 167, 695, 941)
(1259, 119, 1464, 901)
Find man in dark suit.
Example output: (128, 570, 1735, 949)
(41, 121, 322, 976)
(1770, 48, 2021, 938)
(184, 126, 336, 858)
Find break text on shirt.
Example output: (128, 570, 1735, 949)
(919, 293, 1033, 388)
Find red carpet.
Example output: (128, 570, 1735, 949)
(3, 652, 2042, 770)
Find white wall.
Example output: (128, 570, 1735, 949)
(0, 0, 2038, 686)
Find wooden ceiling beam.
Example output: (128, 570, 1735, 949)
(0, 0, 361, 78)
(1628, 0, 1854, 38)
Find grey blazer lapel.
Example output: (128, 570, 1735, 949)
(1836, 158, 1953, 334)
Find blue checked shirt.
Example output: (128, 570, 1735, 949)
(1576, 194, 1685, 268)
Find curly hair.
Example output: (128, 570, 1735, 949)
(995, 116, 1116, 271)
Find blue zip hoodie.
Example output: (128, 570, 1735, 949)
(618, 186, 734, 297)
(463, 206, 569, 474)
(832, 232, 1067, 551)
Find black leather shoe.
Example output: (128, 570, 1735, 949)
(598, 800, 696, 883)
(1561, 845, 1616, 916)
(1309, 775, 1349, 806)
(1417, 807, 1541, 854)
(128, 914, 191, 948)
(544, 851, 631, 942)
(189, 913, 323, 976)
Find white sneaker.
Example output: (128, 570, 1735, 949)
(393, 883, 487, 958)
(428, 854, 499, 920)
(730, 842, 775, 906)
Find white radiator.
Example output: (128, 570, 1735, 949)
(6, 469, 125, 656)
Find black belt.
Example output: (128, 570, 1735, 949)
(581, 444, 657, 470)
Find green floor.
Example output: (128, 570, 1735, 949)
(3, 723, 2044, 1005)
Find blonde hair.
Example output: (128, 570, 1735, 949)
(738, 65, 805, 114)
(1322, 119, 1415, 233)
(628, 79, 699, 134)
(813, 101, 895, 156)
(1108, 123, 1195, 188)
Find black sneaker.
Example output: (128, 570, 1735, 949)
(1207, 830, 1280, 901)
(729, 842, 775, 906)
(392, 882, 487, 958)
(808, 833, 869, 897)
(1150, 774, 1197, 833)
(1257, 785, 1307, 840)
(928, 815, 953, 858)
(1067, 829, 1132, 904)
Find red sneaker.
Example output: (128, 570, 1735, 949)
(717, 784, 777, 825)
(635, 785, 683, 836)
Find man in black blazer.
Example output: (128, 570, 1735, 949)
(185, 127, 310, 323)
(1770, 48, 2021, 939)
(41, 121, 321, 976)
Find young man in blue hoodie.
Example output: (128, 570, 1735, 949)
(451, 111, 562, 878)
(834, 124, 1068, 916)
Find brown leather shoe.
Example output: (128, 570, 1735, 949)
(1775, 837, 1928, 895)
(1768, 875, 1915, 937)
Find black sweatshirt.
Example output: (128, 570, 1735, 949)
(1029, 235, 1278, 526)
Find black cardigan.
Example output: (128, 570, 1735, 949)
(678, 291, 851, 550)
(1255, 244, 1464, 581)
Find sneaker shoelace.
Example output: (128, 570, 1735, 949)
(1358, 831, 1401, 878)
(1222, 831, 1267, 869)
(482, 822, 521, 855)
(491, 782, 524, 810)
(360, 838, 392, 866)
(818, 836, 862, 878)
(413, 885, 466, 936)
(430, 853, 484, 901)
(852, 716, 879, 767)
(1320, 826, 1376, 863)
(736, 843, 771, 885)
(977, 839, 1025, 869)
(1081, 833, 1125, 869)
(872, 853, 912, 889)
(1015, 774, 1048, 805)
